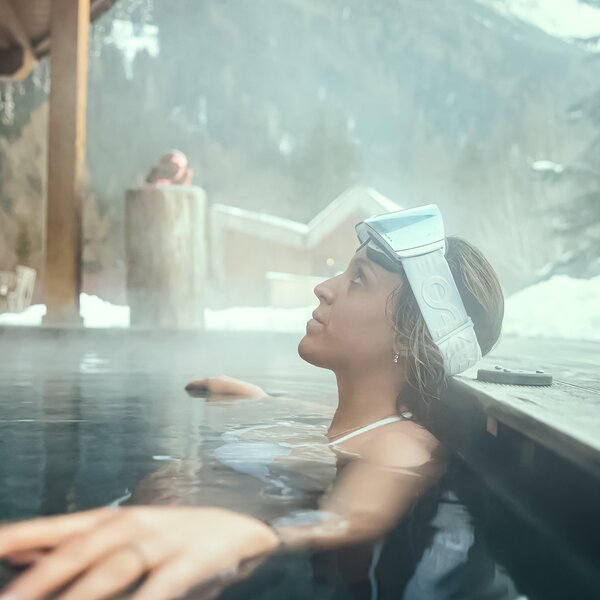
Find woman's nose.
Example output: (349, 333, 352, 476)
(314, 277, 335, 304)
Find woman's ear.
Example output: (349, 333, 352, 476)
(392, 345, 409, 358)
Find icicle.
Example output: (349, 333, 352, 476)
(0, 82, 15, 126)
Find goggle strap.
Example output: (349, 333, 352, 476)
(401, 250, 482, 375)
(435, 318, 476, 346)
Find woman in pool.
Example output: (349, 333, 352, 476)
(0, 206, 503, 600)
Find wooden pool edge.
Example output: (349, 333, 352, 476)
(444, 374, 600, 481)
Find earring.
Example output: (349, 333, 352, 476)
(393, 353, 400, 364)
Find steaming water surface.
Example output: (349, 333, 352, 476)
(0, 375, 337, 521)
(0, 331, 597, 599)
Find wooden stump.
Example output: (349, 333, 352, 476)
(125, 186, 207, 329)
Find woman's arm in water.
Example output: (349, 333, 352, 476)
(273, 427, 445, 550)
(0, 429, 442, 600)
(185, 375, 267, 398)
(184, 376, 331, 417)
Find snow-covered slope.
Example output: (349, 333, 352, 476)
(503, 275, 600, 341)
(478, 0, 600, 44)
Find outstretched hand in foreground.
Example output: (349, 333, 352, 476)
(0, 506, 278, 600)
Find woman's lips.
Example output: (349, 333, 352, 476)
(311, 311, 325, 324)
(307, 311, 325, 331)
(306, 318, 324, 331)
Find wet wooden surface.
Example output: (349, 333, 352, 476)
(449, 337, 600, 478)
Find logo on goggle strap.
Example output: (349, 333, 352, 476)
(421, 276, 463, 339)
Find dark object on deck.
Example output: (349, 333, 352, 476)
(477, 366, 553, 386)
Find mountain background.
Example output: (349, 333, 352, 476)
(1, 0, 599, 304)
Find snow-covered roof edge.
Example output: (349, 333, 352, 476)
(212, 203, 308, 233)
(306, 185, 400, 247)
(211, 186, 401, 249)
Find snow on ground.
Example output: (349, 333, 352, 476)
(0, 303, 46, 327)
(0, 294, 131, 328)
(480, 0, 600, 41)
(81, 294, 130, 328)
(2, 276, 599, 341)
(0, 293, 312, 332)
(503, 275, 600, 341)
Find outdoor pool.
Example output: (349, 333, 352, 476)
(0, 329, 597, 599)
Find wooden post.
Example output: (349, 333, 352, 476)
(42, 0, 90, 327)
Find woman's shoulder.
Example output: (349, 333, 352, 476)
(360, 419, 442, 470)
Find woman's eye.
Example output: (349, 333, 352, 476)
(350, 270, 364, 286)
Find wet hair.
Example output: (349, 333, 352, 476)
(388, 237, 504, 424)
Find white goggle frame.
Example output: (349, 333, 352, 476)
(356, 204, 481, 376)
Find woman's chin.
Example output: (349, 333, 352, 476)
(297, 335, 326, 368)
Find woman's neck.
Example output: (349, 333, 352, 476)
(328, 368, 405, 439)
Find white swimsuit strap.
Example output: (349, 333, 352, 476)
(328, 416, 402, 446)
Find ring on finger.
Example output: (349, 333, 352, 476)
(126, 542, 152, 572)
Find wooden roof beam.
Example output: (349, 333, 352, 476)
(0, 0, 36, 79)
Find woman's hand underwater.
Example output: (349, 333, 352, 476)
(0, 506, 279, 600)
(185, 375, 267, 398)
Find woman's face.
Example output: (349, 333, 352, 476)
(298, 246, 404, 372)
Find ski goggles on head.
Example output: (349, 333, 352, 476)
(356, 204, 482, 376)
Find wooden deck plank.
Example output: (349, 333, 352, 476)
(485, 337, 600, 392)
(448, 337, 600, 479)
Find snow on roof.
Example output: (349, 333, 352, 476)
(212, 203, 308, 234)
(479, 0, 600, 43)
(104, 20, 160, 79)
(211, 186, 401, 249)
(530, 159, 565, 174)
(306, 186, 401, 247)
(211, 203, 308, 247)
